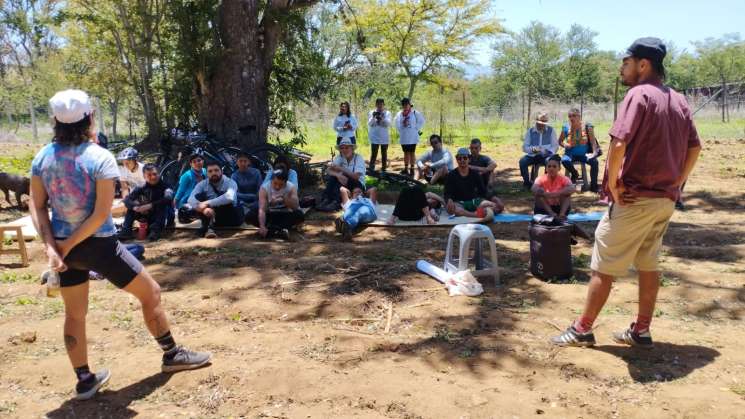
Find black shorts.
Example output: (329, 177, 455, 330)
(401, 144, 417, 153)
(59, 236, 143, 288)
(534, 204, 572, 216)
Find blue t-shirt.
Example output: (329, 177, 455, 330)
(31, 142, 120, 238)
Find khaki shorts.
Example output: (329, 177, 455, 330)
(591, 197, 675, 277)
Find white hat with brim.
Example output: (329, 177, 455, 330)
(49, 89, 93, 124)
(337, 138, 356, 149)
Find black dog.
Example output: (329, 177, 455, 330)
(0, 172, 30, 208)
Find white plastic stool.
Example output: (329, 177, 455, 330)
(444, 224, 499, 286)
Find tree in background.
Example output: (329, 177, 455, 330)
(563, 24, 600, 116)
(350, 0, 500, 100)
(198, 0, 320, 149)
(493, 21, 563, 127)
(0, 0, 63, 139)
(71, 0, 166, 144)
(694, 34, 745, 122)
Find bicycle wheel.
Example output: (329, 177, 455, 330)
(216, 146, 243, 175)
(160, 159, 186, 190)
(245, 143, 286, 175)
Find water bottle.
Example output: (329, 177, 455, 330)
(41, 270, 60, 298)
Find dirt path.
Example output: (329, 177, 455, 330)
(1, 140, 744, 418)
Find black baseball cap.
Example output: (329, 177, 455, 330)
(624, 37, 666, 63)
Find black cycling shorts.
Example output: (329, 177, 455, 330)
(401, 144, 417, 153)
(59, 236, 143, 289)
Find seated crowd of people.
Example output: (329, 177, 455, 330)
(114, 146, 304, 241)
(113, 106, 598, 241)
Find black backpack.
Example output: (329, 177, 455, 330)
(529, 221, 574, 281)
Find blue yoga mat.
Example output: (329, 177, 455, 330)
(492, 211, 605, 223)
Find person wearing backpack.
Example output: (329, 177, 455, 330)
(558, 108, 601, 192)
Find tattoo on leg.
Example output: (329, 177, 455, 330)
(64, 334, 78, 351)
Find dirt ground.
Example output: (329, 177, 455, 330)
(1, 138, 744, 419)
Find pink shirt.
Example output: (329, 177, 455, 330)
(604, 81, 700, 201)
(535, 174, 572, 206)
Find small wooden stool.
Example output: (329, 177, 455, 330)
(0, 225, 29, 267)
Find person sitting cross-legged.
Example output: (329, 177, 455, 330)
(444, 148, 502, 218)
(231, 152, 263, 223)
(519, 112, 558, 190)
(119, 164, 174, 241)
(558, 107, 601, 192)
(468, 138, 497, 187)
(532, 154, 575, 220)
(182, 162, 243, 238)
(335, 186, 378, 240)
(256, 169, 304, 240)
(317, 137, 366, 211)
(415, 134, 453, 184)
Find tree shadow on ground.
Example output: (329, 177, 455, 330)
(664, 222, 745, 263)
(680, 190, 745, 212)
(593, 343, 720, 383)
(45, 372, 174, 418)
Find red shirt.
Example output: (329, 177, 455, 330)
(535, 174, 572, 205)
(604, 81, 700, 201)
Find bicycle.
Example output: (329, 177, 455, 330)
(157, 132, 289, 190)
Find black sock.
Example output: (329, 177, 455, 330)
(74, 365, 93, 382)
(156, 331, 177, 356)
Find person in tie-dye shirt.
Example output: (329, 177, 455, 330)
(29, 89, 211, 401)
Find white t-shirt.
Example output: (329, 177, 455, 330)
(261, 181, 297, 209)
(367, 110, 392, 144)
(119, 161, 145, 188)
(332, 153, 366, 184)
(332, 115, 358, 139)
(394, 109, 425, 145)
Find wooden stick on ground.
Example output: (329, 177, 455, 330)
(384, 303, 393, 334)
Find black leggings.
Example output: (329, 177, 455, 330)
(370, 144, 388, 170)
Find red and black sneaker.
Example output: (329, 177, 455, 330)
(612, 323, 654, 348)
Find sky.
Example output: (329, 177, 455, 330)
(469, 0, 744, 74)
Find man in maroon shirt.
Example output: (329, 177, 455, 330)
(551, 38, 701, 348)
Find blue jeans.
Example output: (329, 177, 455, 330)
(519, 154, 548, 185)
(561, 154, 598, 185)
(343, 202, 377, 229)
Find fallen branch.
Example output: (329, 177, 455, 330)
(404, 302, 432, 309)
(545, 320, 564, 332)
(408, 287, 444, 293)
(328, 317, 381, 322)
(384, 303, 393, 334)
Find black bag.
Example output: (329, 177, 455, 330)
(529, 221, 573, 281)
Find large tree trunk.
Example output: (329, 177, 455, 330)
(199, 1, 268, 148)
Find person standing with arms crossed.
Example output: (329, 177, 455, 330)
(394, 97, 425, 177)
(550, 38, 701, 348)
(30, 90, 211, 400)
